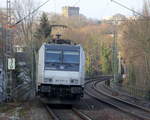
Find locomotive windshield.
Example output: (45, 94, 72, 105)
(45, 50, 61, 63)
(44, 46, 80, 71)
(63, 51, 80, 64)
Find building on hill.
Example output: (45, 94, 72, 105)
(62, 6, 80, 17)
(102, 13, 127, 25)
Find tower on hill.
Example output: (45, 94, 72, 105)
(62, 6, 80, 17)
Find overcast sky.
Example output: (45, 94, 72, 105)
(0, 0, 144, 19)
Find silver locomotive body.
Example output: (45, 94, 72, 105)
(37, 43, 85, 103)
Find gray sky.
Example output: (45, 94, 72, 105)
(0, 0, 144, 19)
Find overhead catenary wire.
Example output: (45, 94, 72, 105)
(110, 0, 147, 18)
(12, 0, 51, 26)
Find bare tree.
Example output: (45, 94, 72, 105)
(13, 0, 36, 45)
(119, 0, 150, 90)
(12, 0, 38, 100)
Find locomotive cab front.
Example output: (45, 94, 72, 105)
(37, 43, 85, 103)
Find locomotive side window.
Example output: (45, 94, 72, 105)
(63, 51, 80, 64)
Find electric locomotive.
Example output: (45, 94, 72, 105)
(36, 35, 85, 104)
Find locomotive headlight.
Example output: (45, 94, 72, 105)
(44, 78, 49, 82)
(70, 79, 74, 83)
(70, 79, 78, 84)
(44, 78, 53, 83)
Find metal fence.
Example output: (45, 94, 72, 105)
(110, 80, 150, 100)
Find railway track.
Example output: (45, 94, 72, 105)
(45, 105, 93, 120)
(94, 81, 150, 112)
(85, 79, 150, 120)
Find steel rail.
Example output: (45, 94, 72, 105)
(45, 105, 93, 120)
(85, 75, 112, 85)
(95, 81, 150, 113)
(72, 108, 93, 120)
(45, 105, 60, 120)
(85, 80, 150, 120)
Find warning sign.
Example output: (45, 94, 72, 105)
(8, 58, 15, 70)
